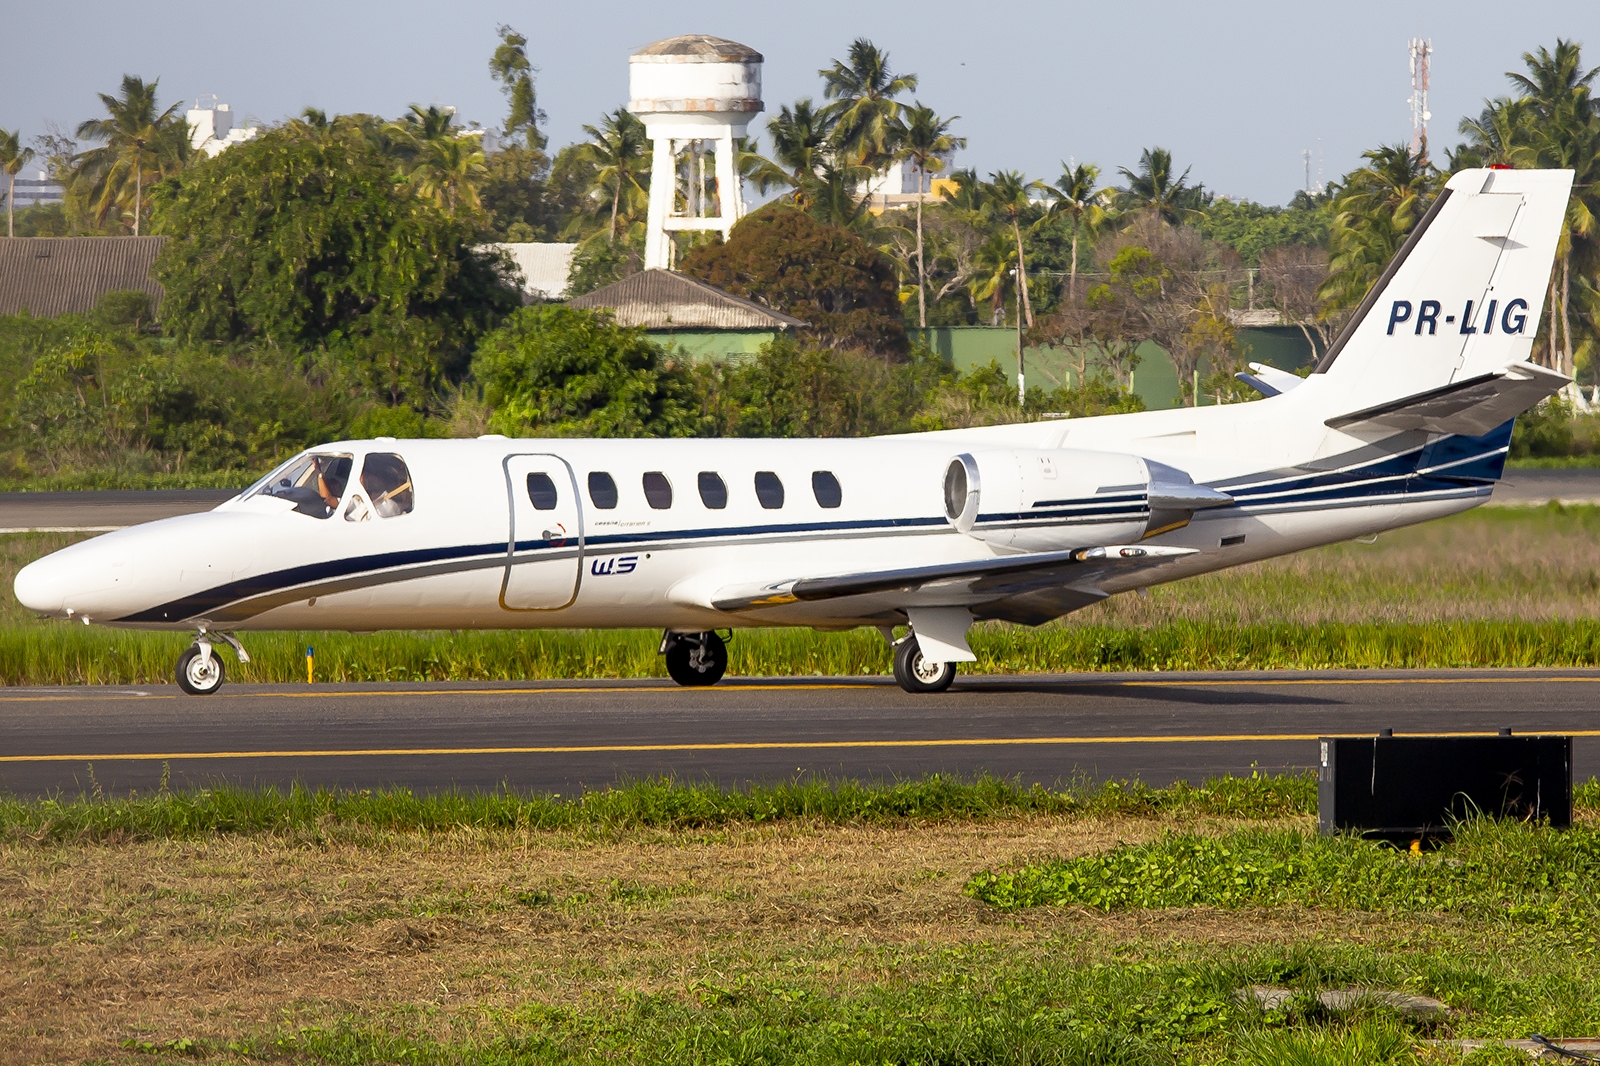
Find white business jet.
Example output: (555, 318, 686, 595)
(13, 168, 1575, 694)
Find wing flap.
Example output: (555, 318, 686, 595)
(1325, 362, 1568, 437)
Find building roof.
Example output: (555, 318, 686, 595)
(486, 242, 578, 301)
(0, 237, 166, 317)
(568, 269, 806, 331)
(631, 35, 762, 62)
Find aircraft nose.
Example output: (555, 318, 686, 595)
(13, 555, 66, 616)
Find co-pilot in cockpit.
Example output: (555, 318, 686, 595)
(248, 451, 414, 521)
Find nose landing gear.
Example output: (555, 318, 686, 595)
(662, 630, 729, 687)
(175, 630, 250, 696)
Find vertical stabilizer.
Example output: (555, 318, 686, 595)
(1315, 168, 1573, 405)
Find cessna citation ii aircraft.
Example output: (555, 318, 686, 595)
(12, 168, 1577, 694)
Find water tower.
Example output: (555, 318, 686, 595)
(628, 35, 763, 270)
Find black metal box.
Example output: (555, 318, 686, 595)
(1318, 735, 1571, 840)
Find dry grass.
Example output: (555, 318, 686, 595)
(0, 812, 1278, 1063)
(1071, 504, 1600, 626)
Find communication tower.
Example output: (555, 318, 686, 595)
(628, 35, 764, 271)
(1408, 38, 1433, 162)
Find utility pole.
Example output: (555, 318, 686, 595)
(1013, 267, 1025, 406)
(1408, 38, 1432, 164)
(1303, 148, 1311, 193)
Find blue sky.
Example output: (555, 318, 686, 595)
(4, 0, 1592, 205)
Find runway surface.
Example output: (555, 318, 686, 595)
(2, 670, 1597, 797)
(2, 471, 1598, 533)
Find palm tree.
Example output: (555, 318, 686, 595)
(766, 99, 834, 205)
(1045, 162, 1107, 302)
(403, 135, 489, 215)
(983, 170, 1044, 328)
(819, 39, 917, 169)
(1455, 97, 1534, 168)
(1116, 147, 1203, 226)
(967, 232, 1018, 326)
(1318, 145, 1438, 316)
(580, 109, 650, 243)
(1, 129, 36, 238)
(894, 104, 963, 328)
(489, 24, 546, 149)
(73, 75, 187, 235)
(1507, 40, 1600, 382)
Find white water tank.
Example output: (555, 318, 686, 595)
(628, 35, 763, 119)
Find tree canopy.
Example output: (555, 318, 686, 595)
(679, 206, 909, 356)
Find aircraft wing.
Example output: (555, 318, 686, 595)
(1325, 361, 1569, 437)
(709, 544, 1198, 625)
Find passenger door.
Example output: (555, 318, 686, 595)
(501, 454, 584, 611)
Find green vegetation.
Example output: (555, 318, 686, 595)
(0, 773, 1317, 842)
(10, 35, 1600, 483)
(968, 821, 1600, 916)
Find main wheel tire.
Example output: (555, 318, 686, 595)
(665, 631, 728, 687)
(892, 637, 956, 694)
(176, 644, 225, 695)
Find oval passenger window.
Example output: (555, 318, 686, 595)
(526, 472, 558, 510)
(588, 471, 618, 510)
(698, 472, 727, 509)
(358, 453, 414, 518)
(643, 471, 672, 509)
(754, 471, 784, 509)
(811, 470, 842, 508)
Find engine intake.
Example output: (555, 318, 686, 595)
(943, 449, 1231, 550)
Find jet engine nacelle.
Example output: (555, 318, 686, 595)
(943, 448, 1232, 551)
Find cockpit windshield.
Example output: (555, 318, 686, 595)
(248, 452, 355, 518)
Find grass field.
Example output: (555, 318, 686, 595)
(5, 505, 1600, 683)
(3, 775, 1597, 1064)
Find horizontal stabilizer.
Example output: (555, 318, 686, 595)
(1324, 362, 1569, 437)
(710, 544, 1197, 619)
(1237, 362, 1306, 398)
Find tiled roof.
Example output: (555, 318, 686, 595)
(0, 237, 166, 317)
(568, 269, 805, 331)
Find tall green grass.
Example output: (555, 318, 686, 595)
(8, 619, 1600, 686)
(0, 772, 1317, 843)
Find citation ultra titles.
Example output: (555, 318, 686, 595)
(13, 168, 1577, 694)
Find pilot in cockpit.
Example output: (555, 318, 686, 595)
(266, 454, 352, 518)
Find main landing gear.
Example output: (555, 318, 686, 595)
(175, 629, 249, 696)
(662, 630, 729, 687)
(892, 633, 956, 694)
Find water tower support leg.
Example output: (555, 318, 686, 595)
(645, 136, 678, 270)
(715, 129, 741, 240)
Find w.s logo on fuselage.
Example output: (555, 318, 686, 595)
(1388, 299, 1528, 336)
(591, 555, 639, 576)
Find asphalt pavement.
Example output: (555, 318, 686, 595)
(2, 670, 1597, 797)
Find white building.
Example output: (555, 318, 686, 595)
(187, 100, 260, 158)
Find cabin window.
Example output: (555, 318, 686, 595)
(698, 472, 727, 509)
(754, 471, 785, 509)
(588, 471, 618, 510)
(254, 452, 353, 519)
(358, 453, 415, 518)
(811, 470, 842, 508)
(526, 472, 558, 510)
(642, 471, 673, 509)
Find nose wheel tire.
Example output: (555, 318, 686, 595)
(893, 638, 956, 694)
(664, 631, 728, 687)
(176, 644, 225, 696)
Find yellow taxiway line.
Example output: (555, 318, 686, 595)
(7, 730, 1600, 764)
